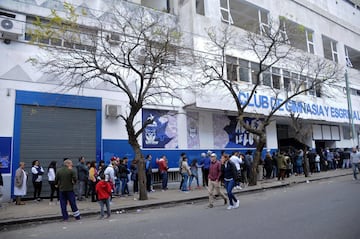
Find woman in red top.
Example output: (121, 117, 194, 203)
(95, 174, 112, 219)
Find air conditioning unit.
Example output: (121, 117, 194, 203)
(106, 33, 121, 45)
(0, 15, 23, 40)
(105, 104, 121, 118)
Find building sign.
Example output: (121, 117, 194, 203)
(0, 137, 11, 174)
(142, 109, 177, 148)
(238, 92, 360, 121)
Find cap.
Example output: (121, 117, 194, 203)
(111, 157, 117, 161)
(210, 153, 217, 157)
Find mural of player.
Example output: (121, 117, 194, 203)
(142, 109, 177, 148)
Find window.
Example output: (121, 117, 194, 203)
(239, 59, 249, 82)
(141, 0, 172, 13)
(196, 0, 205, 15)
(226, 56, 239, 81)
(345, 45, 360, 70)
(280, 17, 314, 54)
(220, 0, 269, 35)
(308, 77, 315, 96)
(272, 67, 281, 89)
(322, 35, 338, 63)
(220, 0, 233, 24)
(283, 70, 291, 91)
(251, 62, 260, 84)
(25, 16, 97, 52)
(342, 126, 351, 140)
(262, 67, 271, 86)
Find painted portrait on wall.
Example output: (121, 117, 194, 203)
(142, 109, 178, 148)
(187, 111, 200, 148)
(213, 114, 262, 148)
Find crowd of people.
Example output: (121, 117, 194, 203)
(262, 146, 360, 180)
(8, 145, 360, 217)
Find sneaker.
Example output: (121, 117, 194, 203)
(234, 200, 240, 209)
(226, 205, 233, 210)
(208, 204, 214, 208)
(98, 216, 104, 220)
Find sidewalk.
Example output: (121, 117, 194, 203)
(0, 169, 352, 227)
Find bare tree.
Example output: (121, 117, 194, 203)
(197, 19, 342, 185)
(28, 3, 192, 200)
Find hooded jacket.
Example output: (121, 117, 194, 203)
(96, 180, 112, 200)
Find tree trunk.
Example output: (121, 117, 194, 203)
(127, 124, 148, 200)
(249, 140, 266, 186)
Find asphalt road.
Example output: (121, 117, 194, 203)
(1, 176, 359, 239)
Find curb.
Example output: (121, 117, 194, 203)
(0, 172, 352, 228)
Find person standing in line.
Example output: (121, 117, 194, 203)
(230, 151, 243, 189)
(178, 153, 186, 190)
(14, 162, 27, 205)
(130, 159, 139, 194)
(189, 158, 200, 190)
(104, 157, 117, 200)
(207, 153, 227, 208)
(55, 158, 81, 221)
(47, 161, 59, 205)
(145, 155, 154, 192)
(156, 155, 169, 191)
(202, 152, 211, 187)
(119, 158, 130, 196)
(277, 152, 288, 180)
(221, 154, 239, 210)
(88, 161, 98, 202)
(342, 148, 351, 169)
(95, 174, 112, 219)
(263, 152, 273, 179)
(180, 156, 191, 192)
(31, 160, 44, 202)
(76, 156, 88, 201)
(350, 147, 360, 180)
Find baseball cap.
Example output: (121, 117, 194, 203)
(210, 153, 217, 157)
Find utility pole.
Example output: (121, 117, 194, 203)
(345, 70, 356, 146)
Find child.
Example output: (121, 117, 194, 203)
(95, 174, 112, 219)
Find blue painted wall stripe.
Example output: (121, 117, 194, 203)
(16, 90, 102, 110)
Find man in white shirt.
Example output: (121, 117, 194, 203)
(230, 151, 243, 189)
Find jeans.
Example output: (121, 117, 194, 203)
(120, 178, 129, 195)
(181, 173, 189, 191)
(189, 174, 199, 188)
(161, 172, 168, 190)
(115, 178, 121, 195)
(59, 191, 80, 220)
(48, 181, 58, 202)
(146, 173, 152, 192)
(77, 180, 85, 200)
(343, 159, 350, 169)
(33, 181, 42, 199)
(352, 163, 359, 179)
(224, 179, 237, 206)
(98, 198, 110, 217)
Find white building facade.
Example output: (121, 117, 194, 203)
(0, 0, 359, 200)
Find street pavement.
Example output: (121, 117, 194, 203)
(0, 169, 353, 228)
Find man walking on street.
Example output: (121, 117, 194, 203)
(207, 153, 227, 208)
(350, 147, 360, 180)
(55, 158, 81, 221)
